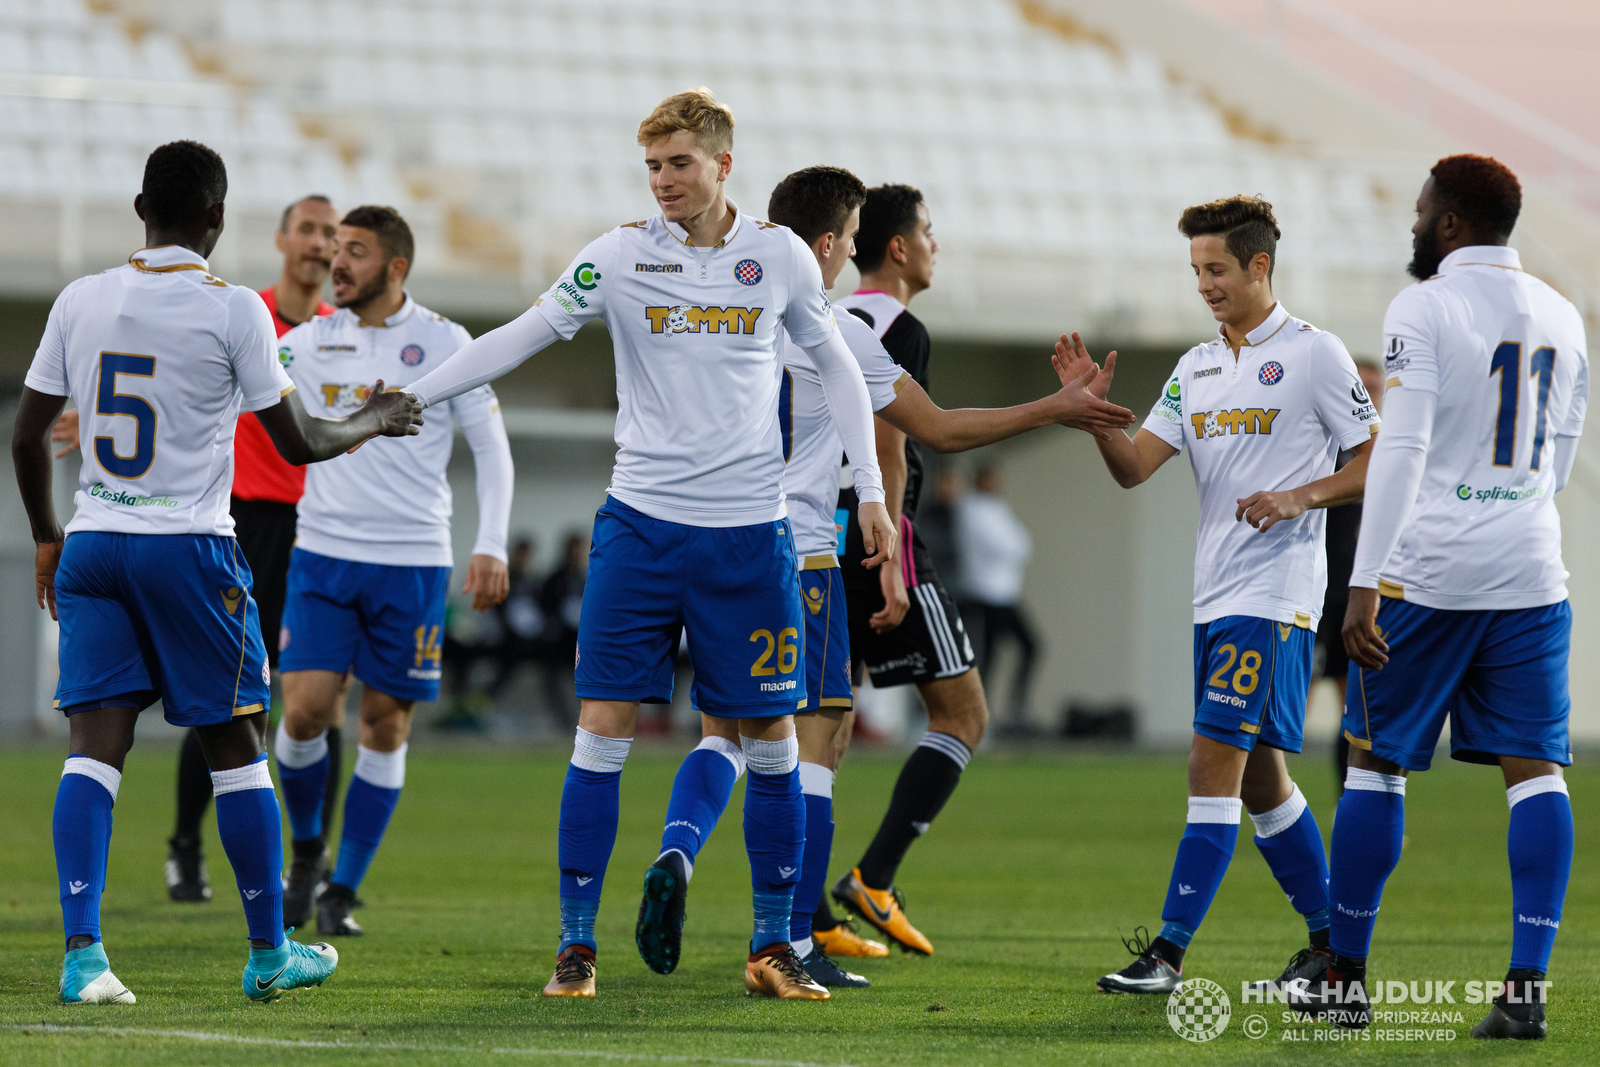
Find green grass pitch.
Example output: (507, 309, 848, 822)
(1, 743, 1597, 1064)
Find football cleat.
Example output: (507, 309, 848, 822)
(801, 947, 870, 989)
(315, 883, 363, 937)
(1244, 946, 1331, 998)
(1097, 927, 1181, 995)
(59, 943, 135, 1004)
(813, 920, 889, 959)
(165, 835, 212, 903)
(1285, 958, 1370, 1029)
(830, 868, 932, 955)
(635, 851, 688, 975)
(544, 945, 596, 997)
(1470, 973, 1548, 1040)
(281, 839, 326, 931)
(744, 944, 830, 1000)
(243, 935, 338, 1003)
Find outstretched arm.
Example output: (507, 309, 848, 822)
(876, 372, 1134, 454)
(1236, 437, 1375, 531)
(254, 380, 423, 465)
(11, 387, 68, 618)
(406, 307, 563, 409)
(1051, 333, 1176, 486)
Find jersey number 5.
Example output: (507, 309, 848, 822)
(1490, 342, 1556, 470)
(94, 352, 157, 479)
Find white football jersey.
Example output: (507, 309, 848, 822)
(24, 245, 292, 537)
(280, 295, 507, 567)
(1142, 303, 1380, 625)
(782, 312, 907, 560)
(1359, 246, 1588, 609)
(533, 200, 838, 528)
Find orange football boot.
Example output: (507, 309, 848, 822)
(743, 945, 830, 1000)
(813, 920, 889, 959)
(831, 867, 933, 955)
(543, 945, 596, 997)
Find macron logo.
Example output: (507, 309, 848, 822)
(778, 867, 797, 879)
(1178, 884, 1196, 896)
(242, 889, 262, 900)
(576, 877, 593, 886)
(69, 880, 88, 895)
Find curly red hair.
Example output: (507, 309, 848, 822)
(1430, 155, 1521, 239)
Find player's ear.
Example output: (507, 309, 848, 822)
(716, 150, 732, 183)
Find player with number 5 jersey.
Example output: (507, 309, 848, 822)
(1301, 156, 1589, 1039)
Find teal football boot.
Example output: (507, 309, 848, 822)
(59, 942, 136, 1004)
(242, 933, 338, 1002)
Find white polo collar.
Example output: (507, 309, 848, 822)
(1440, 245, 1521, 273)
(345, 292, 416, 328)
(128, 245, 210, 273)
(1216, 301, 1291, 349)
(662, 197, 743, 248)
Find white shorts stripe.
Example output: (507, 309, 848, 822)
(914, 584, 958, 674)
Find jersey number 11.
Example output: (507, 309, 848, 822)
(1490, 341, 1555, 470)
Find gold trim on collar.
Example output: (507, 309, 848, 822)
(129, 256, 209, 274)
(1241, 315, 1290, 348)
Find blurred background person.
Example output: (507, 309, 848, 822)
(1323, 359, 1386, 794)
(918, 468, 965, 598)
(956, 465, 1040, 738)
(538, 531, 588, 732)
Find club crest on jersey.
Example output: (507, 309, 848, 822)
(645, 305, 764, 334)
(735, 259, 763, 285)
(1191, 408, 1280, 439)
(1258, 361, 1284, 385)
(400, 344, 425, 366)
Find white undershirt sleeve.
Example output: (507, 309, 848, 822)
(802, 325, 884, 504)
(406, 307, 562, 409)
(458, 402, 514, 563)
(1349, 387, 1436, 589)
(1553, 434, 1580, 493)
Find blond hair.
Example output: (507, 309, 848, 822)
(637, 87, 734, 157)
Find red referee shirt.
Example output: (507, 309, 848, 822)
(231, 287, 334, 503)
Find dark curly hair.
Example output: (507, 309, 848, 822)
(140, 140, 227, 228)
(1178, 195, 1281, 279)
(341, 205, 414, 277)
(852, 184, 925, 274)
(767, 166, 868, 246)
(1429, 154, 1521, 240)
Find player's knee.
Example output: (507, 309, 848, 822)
(1349, 746, 1404, 777)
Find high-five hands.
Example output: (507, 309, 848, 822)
(1049, 333, 1133, 438)
(346, 380, 425, 452)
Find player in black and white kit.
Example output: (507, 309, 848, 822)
(830, 186, 982, 955)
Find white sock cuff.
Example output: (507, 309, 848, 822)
(1345, 767, 1406, 796)
(572, 727, 632, 773)
(63, 756, 121, 801)
(211, 758, 274, 796)
(354, 743, 407, 790)
(798, 761, 835, 798)
(695, 735, 746, 779)
(1249, 783, 1308, 838)
(1508, 775, 1569, 809)
(274, 725, 328, 770)
(1187, 796, 1243, 824)
(741, 733, 799, 775)
(791, 935, 814, 958)
(658, 847, 694, 881)
(918, 730, 972, 770)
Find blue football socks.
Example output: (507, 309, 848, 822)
(1250, 783, 1331, 936)
(274, 726, 330, 842)
(741, 734, 804, 953)
(558, 728, 631, 953)
(211, 755, 285, 947)
(1159, 796, 1241, 952)
(791, 763, 836, 952)
(54, 756, 119, 947)
(1328, 767, 1407, 961)
(1507, 776, 1573, 974)
(330, 745, 406, 892)
(659, 736, 745, 871)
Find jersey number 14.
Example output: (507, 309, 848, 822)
(1490, 342, 1556, 470)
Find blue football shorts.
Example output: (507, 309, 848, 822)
(1193, 614, 1315, 753)
(278, 547, 450, 703)
(578, 496, 806, 717)
(54, 531, 271, 727)
(796, 560, 852, 713)
(1343, 597, 1571, 771)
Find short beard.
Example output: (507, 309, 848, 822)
(1408, 221, 1443, 281)
(334, 269, 391, 311)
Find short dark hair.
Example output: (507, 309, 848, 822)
(1178, 195, 1281, 279)
(340, 205, 414, 276)
(767, 167, 868, 246)
(852, 184, 925, 273)
(279, 194, 333, 233)
(141, 140, 227, 228)
(1429, 154, 1521, 240)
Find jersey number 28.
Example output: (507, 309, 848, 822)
(94, 352, 157, 479)
(1490, 342, 1556, 470)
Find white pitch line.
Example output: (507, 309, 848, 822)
(0, 1024, 855, 1067)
